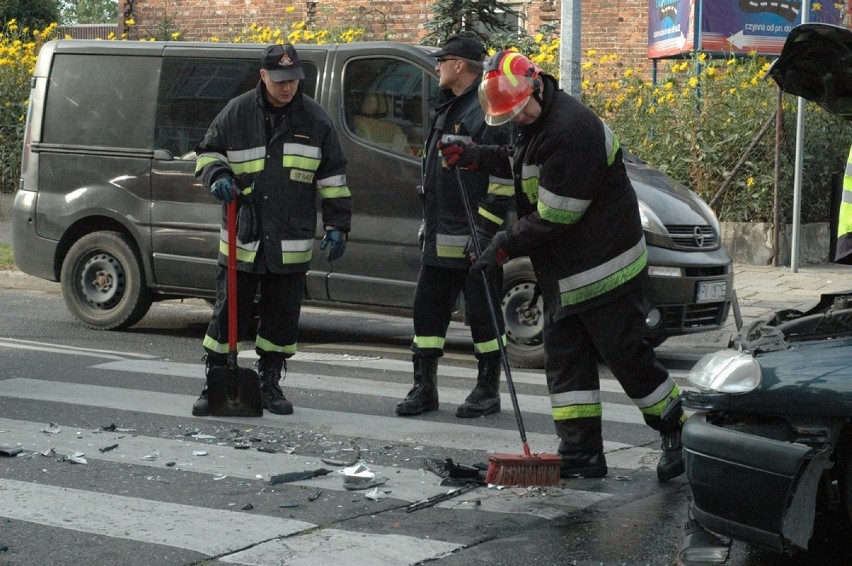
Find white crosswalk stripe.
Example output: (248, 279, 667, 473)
(0, 337, 688, 564)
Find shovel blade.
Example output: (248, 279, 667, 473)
(207, 365, 263, 417)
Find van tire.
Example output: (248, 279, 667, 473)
(60, 231, 152, 330)
(501, 259, 545, 369)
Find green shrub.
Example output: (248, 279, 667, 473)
(0, 19, 58, 193)
(580, 51, 850, 223)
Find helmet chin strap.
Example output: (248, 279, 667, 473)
(531, 78, 544, 107)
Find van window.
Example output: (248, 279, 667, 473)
(43, 54, 159, 149)
(155, 57, 320, 158)
(343, 58, 435, 157)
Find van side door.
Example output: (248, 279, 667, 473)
(149, 48, 323, 294)
(309, 47, 439, 309)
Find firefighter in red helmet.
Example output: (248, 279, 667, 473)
(440, 50, 686, 481)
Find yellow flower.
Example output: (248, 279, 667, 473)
(706, 67, 717, 77)
(623, 69, 633, 78)
(698, 52, 707, 62)
(746, 177, 755, 187)
(171, 32, 181, 40)
(587, 49, 597, 57)
(125, 18, 135, 26)
(286, 5, 295, 12)
(813, 2, 821, 10)
(729, 87, 737, 94)
(688, 76, 698, 88)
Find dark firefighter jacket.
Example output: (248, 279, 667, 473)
(421, 77, 514, 268)
(837, 145, 852, 264)
(501, 74, 647, 321)
(195, 82, 351, 274)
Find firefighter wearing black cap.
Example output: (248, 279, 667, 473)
(440, 50, 685, 481)
(396, 34, 514, 419)
(192, 43, 351, 416)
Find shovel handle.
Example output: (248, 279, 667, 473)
(227, 197, 238, 358)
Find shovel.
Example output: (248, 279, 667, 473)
(207, 195, 263, 416)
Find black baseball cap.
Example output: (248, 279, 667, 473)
(261, 44, 305, 81)
(432, 34, 485, 61)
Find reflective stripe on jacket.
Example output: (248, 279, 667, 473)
(196, 82, 351, 273)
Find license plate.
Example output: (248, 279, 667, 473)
(696, 281, 727, 303)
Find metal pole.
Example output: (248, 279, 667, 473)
(559, 0, 582, 98)
(773, 90, 783, 267)
(791, 0, 811, 272)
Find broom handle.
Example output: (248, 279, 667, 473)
(454, 168, 531, 453)
(227, 196, 238, 367)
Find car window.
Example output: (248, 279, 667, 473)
(43, 53, 159, 149)
(155, 57, 319, 159)
(343, 57, 435, 157)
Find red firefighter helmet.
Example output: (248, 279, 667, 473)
(478, 50, 542, 125)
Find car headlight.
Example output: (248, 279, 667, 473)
(687, 350, 761, 393)
(637, 199, 668, 238)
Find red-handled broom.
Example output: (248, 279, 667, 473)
(453, 167, 561, 487)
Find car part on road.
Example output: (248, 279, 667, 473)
(206, 199, 263, 417)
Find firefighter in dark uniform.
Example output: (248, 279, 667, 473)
(440, 50, 685, 481)
(192, 44, 351, 416)
(837, 145, 852, 263)
(396, 35, 514, 418)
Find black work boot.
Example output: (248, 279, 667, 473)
(192, 353, 227, 416)
(455, 356, 502, 418)
(257, 354, 294, 415)
(396, 356, 439, 416)
(657, 426, 685, 481)
(558, 441, 608, 478)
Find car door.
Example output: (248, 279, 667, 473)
(309, 46, 439, 309)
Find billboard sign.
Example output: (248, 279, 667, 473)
(649, 0, 847, 59)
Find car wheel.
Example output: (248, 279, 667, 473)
(60, 231, 152, 330)
(501, 259, 545, 369)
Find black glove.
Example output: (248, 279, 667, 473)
(437, 140, 484, 170)
(464, 228, 492, 264)
(210, 175, 236, 203)
(471, 231, 509, 274)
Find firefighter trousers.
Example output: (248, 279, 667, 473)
(411, 264, 504, 359)
(203, 266, 306, 358)
(544, 286, 683, 452)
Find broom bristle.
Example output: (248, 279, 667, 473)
(485, 452, 562, 487)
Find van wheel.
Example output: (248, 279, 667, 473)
(61, 231, 152, 330)
(501, 260, 545, 369)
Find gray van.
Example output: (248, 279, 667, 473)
(13, 39, 734, 368)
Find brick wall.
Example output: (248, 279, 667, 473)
(121, 0, 654, 74)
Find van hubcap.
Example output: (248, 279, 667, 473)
(80, 253, 126, 309)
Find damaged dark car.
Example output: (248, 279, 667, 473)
(679, 23, 852, 564)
